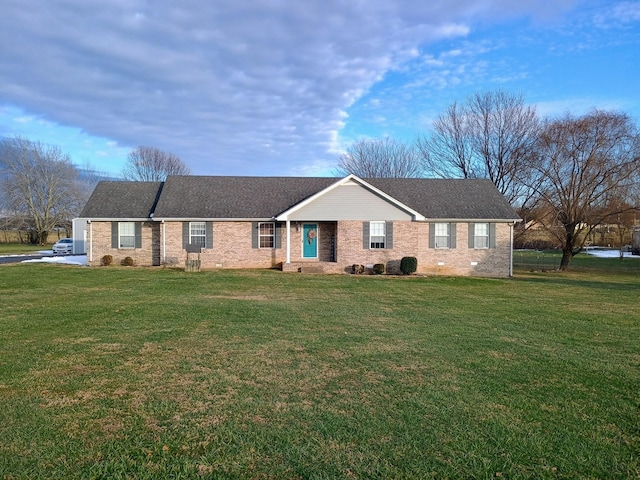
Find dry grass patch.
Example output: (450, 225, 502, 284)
(202, 294, 270, 301)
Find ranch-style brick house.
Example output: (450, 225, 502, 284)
(79, 174, 521, 276)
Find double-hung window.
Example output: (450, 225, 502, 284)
(258, 222, 275, 248)
(363, 221, 393, 249)
(473, 223, 489, 249)
(252, 222, 280, 249)
(469, 223, 495, 249)
(189, 222, 206, 248)
(429, 222, 456, 249)
(119, 222, 136, 248)
(369, 221, 386, 249)
(434, 223, 450, 248)
(183, 221, 212, 250)
(112, 222, 141, 249)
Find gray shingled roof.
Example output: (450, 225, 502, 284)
(153, 176, 336, 218)
(366, 178, 519, 220)
(80, 176, 520, 221)
(80, 181, 163, 218)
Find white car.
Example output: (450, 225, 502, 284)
(52, 238, 74, 255)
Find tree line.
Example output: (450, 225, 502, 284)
(336, 90, 640, 270)
(2, 90, 638, 270)
(0, 140, 189, 245)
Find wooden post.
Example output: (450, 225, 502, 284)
(185, 244, 202, 272)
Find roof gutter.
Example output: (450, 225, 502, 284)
(151, 217, 275, 222)
(85, 217, 152, 222)
(423, 218, 522, 223)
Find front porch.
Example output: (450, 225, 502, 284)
(283, 221, 337, 264)
(280, 221, 343, 273)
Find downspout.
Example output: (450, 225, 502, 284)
(88, 221, 93, 263)
(286, 219, 291, 264)
(162, 220, 166, 265)
(510, 222, 515, 277)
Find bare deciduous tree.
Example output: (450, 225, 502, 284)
(335, 137, 424, 178)
(416, 101, 475, 179)
(122, 146, 190, 181)
(417, 90, 539, 204)
(0, 136, 83, 244)
(526, 110, 640, 270)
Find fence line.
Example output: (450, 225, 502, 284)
(513, 252, 560, 271)
(513, 250, 640, 272)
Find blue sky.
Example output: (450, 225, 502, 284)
(1, 0, 638, 178)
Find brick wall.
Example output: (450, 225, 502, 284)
(164, 222, 286, 269)
(332, 221, 512, 277)
(87, 221, 157, 266)
(416, 222, 513, 277)
(87, 220, 513, 277)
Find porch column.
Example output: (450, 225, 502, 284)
(286, 219, 291, 264)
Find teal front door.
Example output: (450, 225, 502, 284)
(302, 223, 318, 258)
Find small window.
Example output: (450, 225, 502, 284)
(119, 222, 135, 248)
(370, 221, 386, 249)
(190, 222, 206, 247)
(474, 223, 489, 249)
(259, 222, 274, 248)
(435, 223, 450, 248)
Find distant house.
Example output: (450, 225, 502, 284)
(79, 174, 521, 276)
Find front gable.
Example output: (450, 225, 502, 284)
(277, 175, 423, 222)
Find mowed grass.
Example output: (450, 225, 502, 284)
(0, 265, 638, 479)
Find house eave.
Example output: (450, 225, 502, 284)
(151, 217, 275, 222)
(88, 216, 521, 223)
(86, 217, 152, 222)
(423, 218, 522, 223)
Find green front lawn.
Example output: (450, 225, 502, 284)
(0, 265, 638, 479)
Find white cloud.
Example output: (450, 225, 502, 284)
(14, 116, 34, 124)
(535, 98, 626, 117)
(614, 1, 640, 21)
(444, 49, 464, 58)
(595, 1, 640, 26)
(0, 0, 591, 175)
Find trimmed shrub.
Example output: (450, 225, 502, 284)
(101, 255, 113, 266)
(352, 264, 365, 274)
(400, 256, 417, 275)
(373, 263, 385, 275)
(122, 256, 134, 267)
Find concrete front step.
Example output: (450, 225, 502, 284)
(299, 265, 325, 274)
(282, 262, 344, 274)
